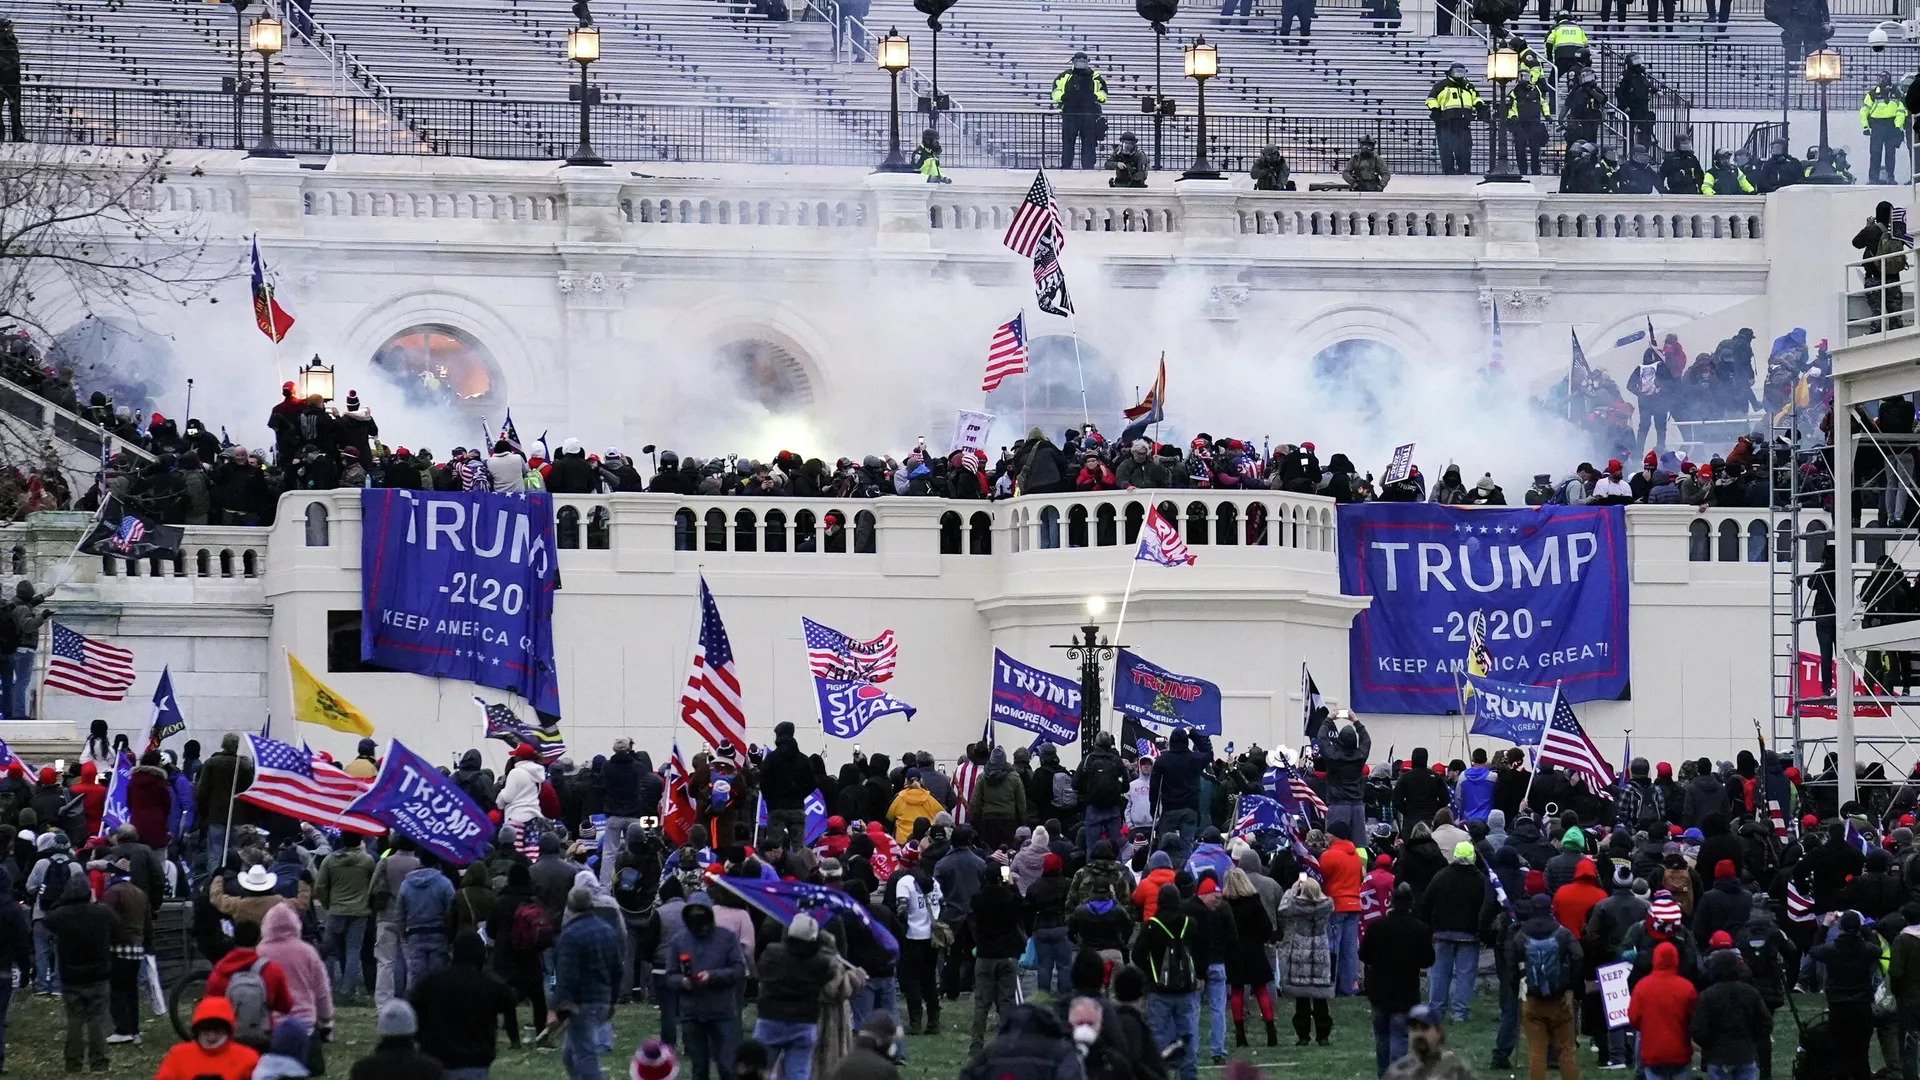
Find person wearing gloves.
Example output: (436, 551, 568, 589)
(1425, 63, 1484, 175)
(664, 891, 746, 1080)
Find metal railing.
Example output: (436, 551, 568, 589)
(1843, 246, 1917, 342)
(10, 84, 1781, 173)
(1615, 42, 1919, 110)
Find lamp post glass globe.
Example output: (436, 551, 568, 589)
(876, 29, 910, 72)
(1803, 48, 1841, 82)
(249, 15, 282, 55)
(567, 25, 601, 63)
(296, 356, 334, 401)
(1183, 37, 1217, 80)
(1487, 46, 1518, 83)
(1086, 596, 1107, 619)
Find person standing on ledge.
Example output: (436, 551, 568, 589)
(1425, 64, 1484, 176)
(1052, 51, 1108, 171)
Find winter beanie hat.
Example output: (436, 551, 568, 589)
(631, 1040, 679, 1080)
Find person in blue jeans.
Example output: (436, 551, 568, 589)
(1359, 882, 1432, 1077)
(1416, 841, 1487, 1022)
(1135, 883, 1202, 1080)
(552, 886, 625, 1080)
(752, 912, 836, 1080)
(1027, 853, 1074, 998)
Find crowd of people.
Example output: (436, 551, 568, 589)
(6, 712, 1920, 1080)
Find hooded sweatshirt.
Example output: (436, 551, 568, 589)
(1457, 763, 1496, 823)
(1629, 942, 1697, 1067)
(153, 998, 261, 1080)
(207, 945, 295, 1022)
(1552, 859, 1608, 937)
(258, 903, 333, 1030)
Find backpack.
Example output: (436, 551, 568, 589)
(1631, 782, 1662, 830)
(1522, 933, 1567, 998)
(1083, 756, 1126, 807)
(1662, 868, 1695, 915)
(510, 901, 555, 953)
(1145, 916, 1197, 994)
(225, 957, 273, 1045)
(1051, 771, 1078, 811)
(37, 856, 72, 912)
(613, 864, 653, 917)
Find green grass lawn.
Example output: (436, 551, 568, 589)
(0, 987, 1833, 1079)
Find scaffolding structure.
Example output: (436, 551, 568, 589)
(1773, 255, 1920, 812)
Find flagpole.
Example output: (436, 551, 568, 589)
(1519, 682, 1561, 818)
(1065, 311, 1091, 430)
(1107, 548, 1144, 726)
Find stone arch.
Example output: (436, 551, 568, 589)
(369, 323, 504, 415)
(336, 288, 545, 417)
(658, 298, 838, 411)
(1287, 303, 1439, 368)
(984, 335, 1123, 437)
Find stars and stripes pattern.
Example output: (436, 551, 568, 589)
(1537, 691, 1613, 795)
(1136, 505, 1196, 567)
(1232, 794, 1286, 838)
(1768, 800, 1791, 840)
(1032, 229, 1074, 317)
(982, 313, 1030, 392)
(1001, 170, 1063, 258)
(476, 697, 567, 764)
(681, 576, 747, 753)
(241, 734, 384, 833)
(802, 617, 899, 683)
(44, 622, 137, 701)
(1289, 767, 1327, 818)
(1786, 878, 1814, 923)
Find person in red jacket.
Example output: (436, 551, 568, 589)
(205, 922, 295, 1048)
(1359, 853, 1395, 943)
(71, 762, 107, 839)
(1552, 858, 1608, 938)
(1627, 941, 1696, 1080)
(126, 750, 174, 852)
(1320, 819, 1365, 996)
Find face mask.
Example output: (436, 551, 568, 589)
(1073, 1024, 1099, 1046)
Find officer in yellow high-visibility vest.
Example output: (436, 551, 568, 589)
(1052, 51, 1109, 171)
(1426, 62, 1483, 175)
(1545, 14, 1588, 81)
(1862, 72, 1909, 184)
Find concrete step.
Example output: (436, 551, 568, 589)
(2, 720, 84, 768)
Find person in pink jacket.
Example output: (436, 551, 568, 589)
(258, 902, 334, 1040)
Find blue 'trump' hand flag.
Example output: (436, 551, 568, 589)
(804, 789, 829, 846)
(346, 739, 492, 865)
(99, 751, 133, 838)
(1233, 794, 1286, 838)
(712, 874, 899, 957)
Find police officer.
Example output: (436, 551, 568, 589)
(1756, 138, 1804, 192)
(1616, 144, 1659, 193)
(1558, 141, 1604, 193)
(1507, 65, 1552, 175)
(1250, 145, 1292, 190)
(1659, 133, 1704, 193)
(1703, 148, 1756, 194)
(1545, 13, 1589, 81)
(910, 128, 951, 183)
(1562, 68, 1606, 148)
(1615, 54, 1655, 148)
(1862, 72, 1908, 184)
(1341, 135, 1392, 190)
(1426, 62, 1483, 175)
(1052, 51, 1108, 170)
(1107, 132, 1147, 187)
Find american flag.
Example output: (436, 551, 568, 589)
(108, 516, 145, 553)
(802, 617, 898, 683)
(1768, 800, 1791, 840)
(1001, 170, 1063, 257)
(1785, 878, 1814, 923)
(1537, 691, 1613, 794)
(44, 622, 137, 701)
(476, 697, 567, 764)
(953, 717, 989, 825)
(241, 734, 385, 833)
(1286, 765, 1327, 818)
(681, 575, 747, 753)
(981, 313, 1030, 393)
(1032, 229, 1074, 318)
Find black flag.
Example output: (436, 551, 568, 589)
(80, 496, 184, 561)
(1033, 229, 1074, 317)
(1302, 663, 1330, 741)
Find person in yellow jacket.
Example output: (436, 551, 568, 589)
(910, 128, 951, 183)
(1862, 72, 1909, 184)
(1545, 14, 1588, 81)
(1052, 51, 1109, 171)
(1702, 148, 1756, 194)
(1426, 62, 1483, 175)
(884, 768, 946, 842)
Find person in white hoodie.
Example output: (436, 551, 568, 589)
(497, 748, 547, 829)
(486, 440, 527, 493)
(1125, 759, 1154, 834)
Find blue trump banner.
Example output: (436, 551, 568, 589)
(988, 650, 1082, 745)
(360, 490, 561, 715)
(1462, 674, 1560, 746)
(815, 677, 916, 739)
(1112, 650, 1223, 735)
(345, 739, 492, 865)
(804, 789, 829, 846)
(99, 751, 132, 838)
(1338, 504, 1630, 714)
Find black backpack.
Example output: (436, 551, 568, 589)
(1084, 756, 1127, 806)
(1145, 915, 1197, 994)
(37, 856, 72, 912)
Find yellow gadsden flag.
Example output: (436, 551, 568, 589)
(287, 652, 375, 737)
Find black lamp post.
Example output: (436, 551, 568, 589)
(1053, 597, 1119, 748)
(247, 16, 290, 158)
(1481, 46, 1523, 183)
(913, 0, 955, 123)
(1804, 48, 1845, 184)
(875, 28, 916, 172)
(1136, 0, 1179, 172)
(207, 0, 254, 151)
(1181, 36, 1221, 179)
(565, 23, 606, 167)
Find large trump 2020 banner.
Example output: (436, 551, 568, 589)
(1337, 504, 1629, 714)
(360, 490, 562, 715)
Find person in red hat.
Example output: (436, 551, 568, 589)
(1691, 859, 1751, 950)
(1631, 450, 1660, 501)
(1590, 459, 1634, 504)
